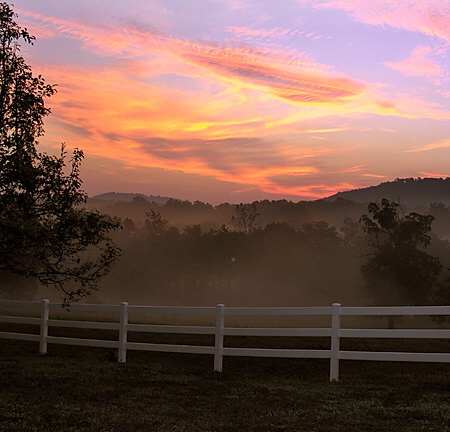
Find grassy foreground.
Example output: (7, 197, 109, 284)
(1, 332, 450, 432)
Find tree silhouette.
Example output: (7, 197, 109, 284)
(230, 203, 261, 234)
(359, 199, 442, 305)
(0, 3, 120, 304)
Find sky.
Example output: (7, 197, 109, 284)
(12, 0, 450, 204)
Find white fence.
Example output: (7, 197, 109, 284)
(1, 300, 450, 381)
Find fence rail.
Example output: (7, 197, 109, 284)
(1, 300, 450, 380)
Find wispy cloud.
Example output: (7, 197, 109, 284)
(15, 2, 449, 202)
(363, 173, 387, 178)
(21, 7, 447, 122)
(225, 26, 295, 40)
(419, 171, 450, 177)
(305, 0, 450, 42)
(225, 26, 331, 41)
(20, 8, 365, 107)
(385, 46, 448, 84)
(340, 164, 366, 173)
(404, 138, 450, 153)
(184, 45, 365, 104)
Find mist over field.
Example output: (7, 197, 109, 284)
(15, 179, 446, 311)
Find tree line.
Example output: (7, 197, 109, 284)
(87, 194, 450, 240)
(88, 200, 450, 308)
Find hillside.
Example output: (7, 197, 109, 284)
(85, 178, 450, 239)
(325, 178, 450, 206)
(91, 178, 450, 207)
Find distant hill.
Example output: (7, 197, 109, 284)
(90, 192, 172, 204)
(90, 178, 450, 208)
(325, 178, 450, 206)
(85, 178, 450, 238)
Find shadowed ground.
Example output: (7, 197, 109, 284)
(1, 330, 450, 432)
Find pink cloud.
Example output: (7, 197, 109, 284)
(225, 26, 293, 40)
(305, 0, 450, 42)
(16, 4, 449, 202)
(385, 46, 448, 84)
(18, 8, 159, 58)
(184, 46, 365, 104)
(22, 6, 448, 123)
(225, 26, 329, 41)
(20, 9, 364, 106)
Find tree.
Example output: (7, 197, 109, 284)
(144, 209, 169, 237)
(359, 199, 442, 305)
(230, 203, 261, 234)
(0, 3, 120, 304)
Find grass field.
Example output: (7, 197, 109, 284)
(1, 327, 450, 431)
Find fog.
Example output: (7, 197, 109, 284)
(4, 198, 450, 320)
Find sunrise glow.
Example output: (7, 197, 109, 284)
(12, 0, 450, 203)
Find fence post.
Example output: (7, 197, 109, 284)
(118, 302, 128, 363)
(39, 299, 49, 355)
(214, 304, 225, 372)
(330, 302, 341, 381)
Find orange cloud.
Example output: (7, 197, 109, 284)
(404, 139, 450, 152)
(256, 180, 359, 199)
(419, 171, 450, 177)
(22, 7, 448, 124)
(40, 59, 336, 185)
(20, 8, 365, 107)
(363, 174, 387, 178)
(19, 5, 449, 202)
(182, 44, 365, 105)
(357, 89, 449, 121)
(340, 165, 366, 173)
(38, 57, 445, 200)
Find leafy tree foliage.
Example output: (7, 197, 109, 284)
(359, 199, 442, 305)
(0, 3, 120, 304)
